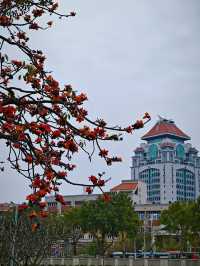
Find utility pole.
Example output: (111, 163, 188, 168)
(134, 239, 136, 260)
(143, 209, 146, 259)
(10, 204, 18, 266)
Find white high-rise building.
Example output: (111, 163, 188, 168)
(131, 117, 200, 204)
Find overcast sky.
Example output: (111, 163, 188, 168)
(1, 0, 200, 202)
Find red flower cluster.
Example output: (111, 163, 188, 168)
(86, 186, 92, 194)
(55, 194, 65, 205)
(32, 9, 44, 17)
(2, 105, 16, 119)
(74, 93, 87, 104)
(88, 175, 105, 188)
(51, 129, 61, 138)
(132, 120, 144, 129)
(29, 23, 39, 30)
(89, 175, 98, 185)
(63, 139, 78, 153)
(102, 193, 111, 202)
(99, 149, 108, 157)
(11, 60, 23, 68)
(0, 16, 11, 26)
(18, 203, 28, 212)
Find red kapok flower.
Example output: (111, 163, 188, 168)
(13, 143, 21, 149)
(70, 11, 76, 16)
(99, 149, 108, 157)
(89, 175, 98, 185)
(17, 31, 26, 40)
(55, 194, 65, 205)
(143, 112, 151, 119)
(86, 186, 92, 194)
(11, 60, 23, 68)
(18, 133, 26, 141)
(45, 170, 54, 181)
(103, 193, 111, 202)
(63, 139, 78, 152)
(2, 105, 16, 119)
(32, 9, 44, 17)
(133, 120, 144, 129)
(52, 129, 61, 138)
(29, 22, 39, 30)
(32, 176, 41, 188)
(57, 171, 67, 178)
(25, 155, 33, 164)
(26, 193, 38, 203)
(35, 137, 43, 143)
(47, 21, 53, 27)
(37, 189, 47, 197)
(0, 16, 12, 26)
(125, 126, 133, 133)
(97, 179, 105, 186)
(74, 93, 87, 104)
(18, 203, 28, 212)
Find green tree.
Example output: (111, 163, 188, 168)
(160, 201, 194, 251)
(188, 197, 200, 249)
(79, 192, 139, 256)
(59, 208, 83, 256)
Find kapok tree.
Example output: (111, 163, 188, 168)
(0, 0, 150, 214)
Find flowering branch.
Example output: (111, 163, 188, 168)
(0, 0, 151, 213)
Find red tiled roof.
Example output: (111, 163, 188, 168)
(110, 182, 138, 192)
(142, 120, 190, 140)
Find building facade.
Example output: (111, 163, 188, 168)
(131, 117, 200, 204)
(110, 180, 147, 205)
(46, 180, 147, 213)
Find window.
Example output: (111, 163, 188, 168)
(149, 144, 158, 160)
(162, 152, 167, 163)
(169, 151, 174, 162)
(139, 168, 160, 202)
(176, 144, 185, 160)
(176, 169, 195, 201)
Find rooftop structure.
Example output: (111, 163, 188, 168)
(142, 117, 190, 141)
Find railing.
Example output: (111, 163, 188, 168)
(40, 257, 200, 266)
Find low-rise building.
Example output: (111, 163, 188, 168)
(110, 180, 147, 204)
(46, 180, 147, 213)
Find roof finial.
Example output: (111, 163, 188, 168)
(158, 115, 174, 124)
(158, 115, 164, 123)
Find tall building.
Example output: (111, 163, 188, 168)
(131, 117, 200, 204)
